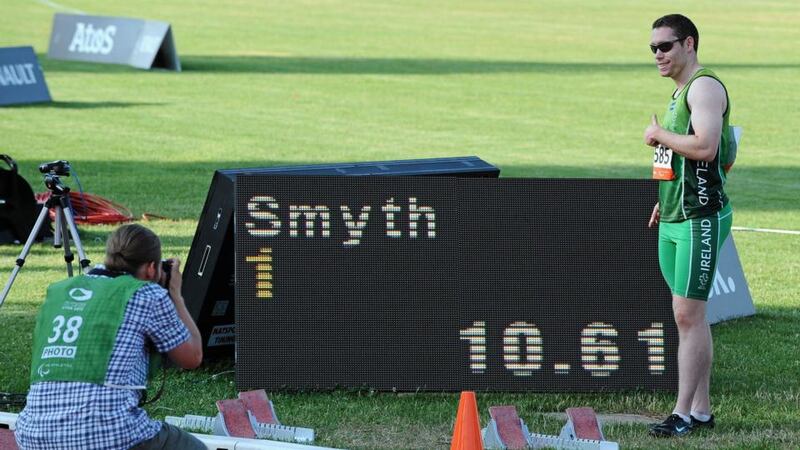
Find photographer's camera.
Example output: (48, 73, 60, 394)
(161, 260, 172, 289)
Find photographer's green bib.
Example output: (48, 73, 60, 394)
(30, 275, 146, 385)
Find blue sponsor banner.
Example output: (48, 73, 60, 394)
(0, 47, 52, 106)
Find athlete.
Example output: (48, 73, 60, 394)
(15, 224, 205, 449)
(643, 14, 734, 437)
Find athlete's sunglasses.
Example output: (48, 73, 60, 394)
(650, 37, 685, 54)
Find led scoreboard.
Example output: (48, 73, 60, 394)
(235, 176, 677, 391)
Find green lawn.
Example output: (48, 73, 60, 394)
(1, 0, 799, 448)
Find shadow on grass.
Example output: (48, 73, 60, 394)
(4, 100, 166, 110)
(39, 55, 800, 75)
(37, 57, 140, 74)
(2, 100, 166, 109)
(50, 101, 164, 109)
(8, 159, 800, 220)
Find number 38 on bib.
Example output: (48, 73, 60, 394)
(652, 144, 675, 180)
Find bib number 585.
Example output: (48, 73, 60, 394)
(652, 145, 675, 180)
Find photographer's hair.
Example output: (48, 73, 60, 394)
(104, 224, 161, 274)
(652, 14, 699, 53)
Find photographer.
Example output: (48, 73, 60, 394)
(15, 224, 205, 450)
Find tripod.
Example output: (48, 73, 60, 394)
(0, 172, 90, 308)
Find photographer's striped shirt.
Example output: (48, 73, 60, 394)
(15, 270, 189, 450)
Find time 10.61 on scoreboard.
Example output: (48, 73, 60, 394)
(234, 176, 677, 392)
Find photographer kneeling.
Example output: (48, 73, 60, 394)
(15, 224, 205, 450)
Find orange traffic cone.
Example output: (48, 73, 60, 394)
(450, 391, 483, 450)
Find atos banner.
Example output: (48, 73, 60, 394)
(0, 47, 51, 106)
(47, 13, 180, 71)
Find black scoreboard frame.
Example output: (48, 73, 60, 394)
(182, 157, 500, 360)
(234, 175, 677, 392)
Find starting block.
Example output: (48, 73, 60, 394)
(217, 399, 259, 438)
(189, 433, 338, 450)
(482, 406, 530, 449)
(527, 433, 618, 450)
(168, 390, 315, 444)
(1, 410, 324, 450)
(166, 414, 315, 444)
(482, 406, 619, 450)
(560, 408, 604, 441)
(239, 389, 280, 425)
(0, 411, 19, 449)
(0, 428, 19, 450)
(0, 411, 18, 429)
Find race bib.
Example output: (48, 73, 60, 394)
(652, 144, 675, 180)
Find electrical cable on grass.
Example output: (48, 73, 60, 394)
(201, 370, 235, 384)
(36, 191, 134, 225)
(34, 163, 137, 224)
(36, 166, 169, 223)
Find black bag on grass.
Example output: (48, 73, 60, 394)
(0, 154, 43, 244)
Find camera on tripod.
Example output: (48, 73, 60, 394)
(39, 160, 71, 176)
(39, 160, 71, 196)
(1, 159, 90, 307)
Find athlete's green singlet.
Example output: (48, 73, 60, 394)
(658, 68, 732, 222)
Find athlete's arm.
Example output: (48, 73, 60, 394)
(644, 77, 727, 162)
(164, 258, 203, 369)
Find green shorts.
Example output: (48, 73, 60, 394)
(658, 203, 733, 301)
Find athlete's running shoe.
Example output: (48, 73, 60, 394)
(649, 414, 692, 437)
(690, 414, 715, 429)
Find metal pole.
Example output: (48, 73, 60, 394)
(62, 206, 90, 273)
(0, 206, 51, 307)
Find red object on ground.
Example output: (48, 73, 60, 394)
(488, 406, 528, 450)
(0, 428, 19, 450)
(36, 191, 133, 224)
(566, 407, 604, 441)
(238, 389, 279, 425)
(216, 399, 257, 439)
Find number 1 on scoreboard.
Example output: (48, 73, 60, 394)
(459, 321, 486, 374)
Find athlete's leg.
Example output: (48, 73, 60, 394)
(690, 321, 713, 415)
(673, 294, 711, 416)
(667, 215, 712, 418)
(691, 205, 732, 416)
(650, 292, 707, 437)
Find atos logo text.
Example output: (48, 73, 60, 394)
(69, 23, 117, 55)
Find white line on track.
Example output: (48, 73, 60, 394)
(733, 226, 800, 235)
(35, 0, 85, 14)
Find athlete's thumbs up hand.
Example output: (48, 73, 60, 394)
(644, 113, 661, 147)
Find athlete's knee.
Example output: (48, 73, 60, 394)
(673, 298, 707, 329)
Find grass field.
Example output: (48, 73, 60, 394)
(2, 1, 799, 449)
